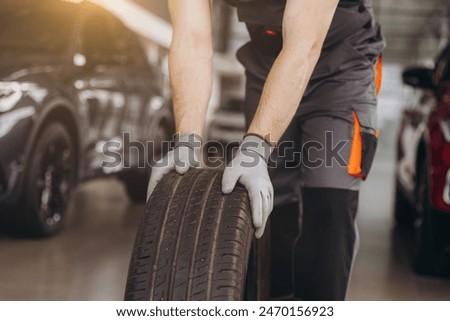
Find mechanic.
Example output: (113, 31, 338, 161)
(147, 0, 384, 300)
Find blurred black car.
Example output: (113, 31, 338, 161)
(0, 0, 174, 236)
(395, 43, 450, 275)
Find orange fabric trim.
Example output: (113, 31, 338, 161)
(348, 112, 364, 179)
(374, 55, 383, 96)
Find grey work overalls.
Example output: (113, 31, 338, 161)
(224, 0, 385, 300)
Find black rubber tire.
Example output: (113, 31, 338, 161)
(120, 122, 172, 203)
(244, 234, 271, 300)
(119, 170, 150, 203)
(413, 159, 441, 275)
(8, 123, 77, 237)
(125, 168, 255, 300)
(394, 184, 415, 226)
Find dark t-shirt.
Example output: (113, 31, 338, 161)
(225, 0, 369, 24)
(225, 0, 385, 123)
(227, 0, 383, 62)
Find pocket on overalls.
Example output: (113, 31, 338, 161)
(348, 111, 379, 180)
(347, 51, 383, 180)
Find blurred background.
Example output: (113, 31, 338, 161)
(0, 0, 450, 300)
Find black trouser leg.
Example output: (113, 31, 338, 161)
(270, 202, 300, 298)
(293, 188, 359, 301)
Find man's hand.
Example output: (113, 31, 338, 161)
(222, 135, 274, 239)
(147, 133, 202, 201)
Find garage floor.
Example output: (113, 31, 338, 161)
(1, 120, 450, 301)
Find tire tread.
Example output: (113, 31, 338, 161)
(125, 168, 253, 301)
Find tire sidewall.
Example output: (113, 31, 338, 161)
(394, 184, 415, 226)
(414, 158, 438, 274)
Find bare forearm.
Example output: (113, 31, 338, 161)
(169, 45, 212, 136)
(168, 0, 213, 137)
(247, 48, 320, 143)
(248, 0, 338, 144)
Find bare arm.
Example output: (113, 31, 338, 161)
(168, 0, 213, 137)
(247, 0, 339, 144)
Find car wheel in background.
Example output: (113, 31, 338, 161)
(394, 184, 415, 226)
(119, 121, 172, 203)
(20, 123, 77, 237)
(118, 170, 150, 203)
(124, 168, 269, 300)
(413, 158, 445, 275)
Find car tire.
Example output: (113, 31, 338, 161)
(124, 168, 262, 301)
(244, 234, 271, 300)
(119, 170, 150, 203)
(19, 122, 76, 237)
(394, 184, 415, 226)
(120, 121, 173, 203)
(413, 159, 443, 275)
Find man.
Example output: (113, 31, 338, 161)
(147, 0, 384, 300)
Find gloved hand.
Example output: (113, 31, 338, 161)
(147, 133, 202, 201)
(222, 134, 274, 239)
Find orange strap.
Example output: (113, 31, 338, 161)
(348, 112, 364, 179)
(374, 55, 383, 96)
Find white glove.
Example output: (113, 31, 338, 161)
(146, 133, 202, 201)
(222, 135, 274, 239)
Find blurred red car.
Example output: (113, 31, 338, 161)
(395, 43, 450, 275)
